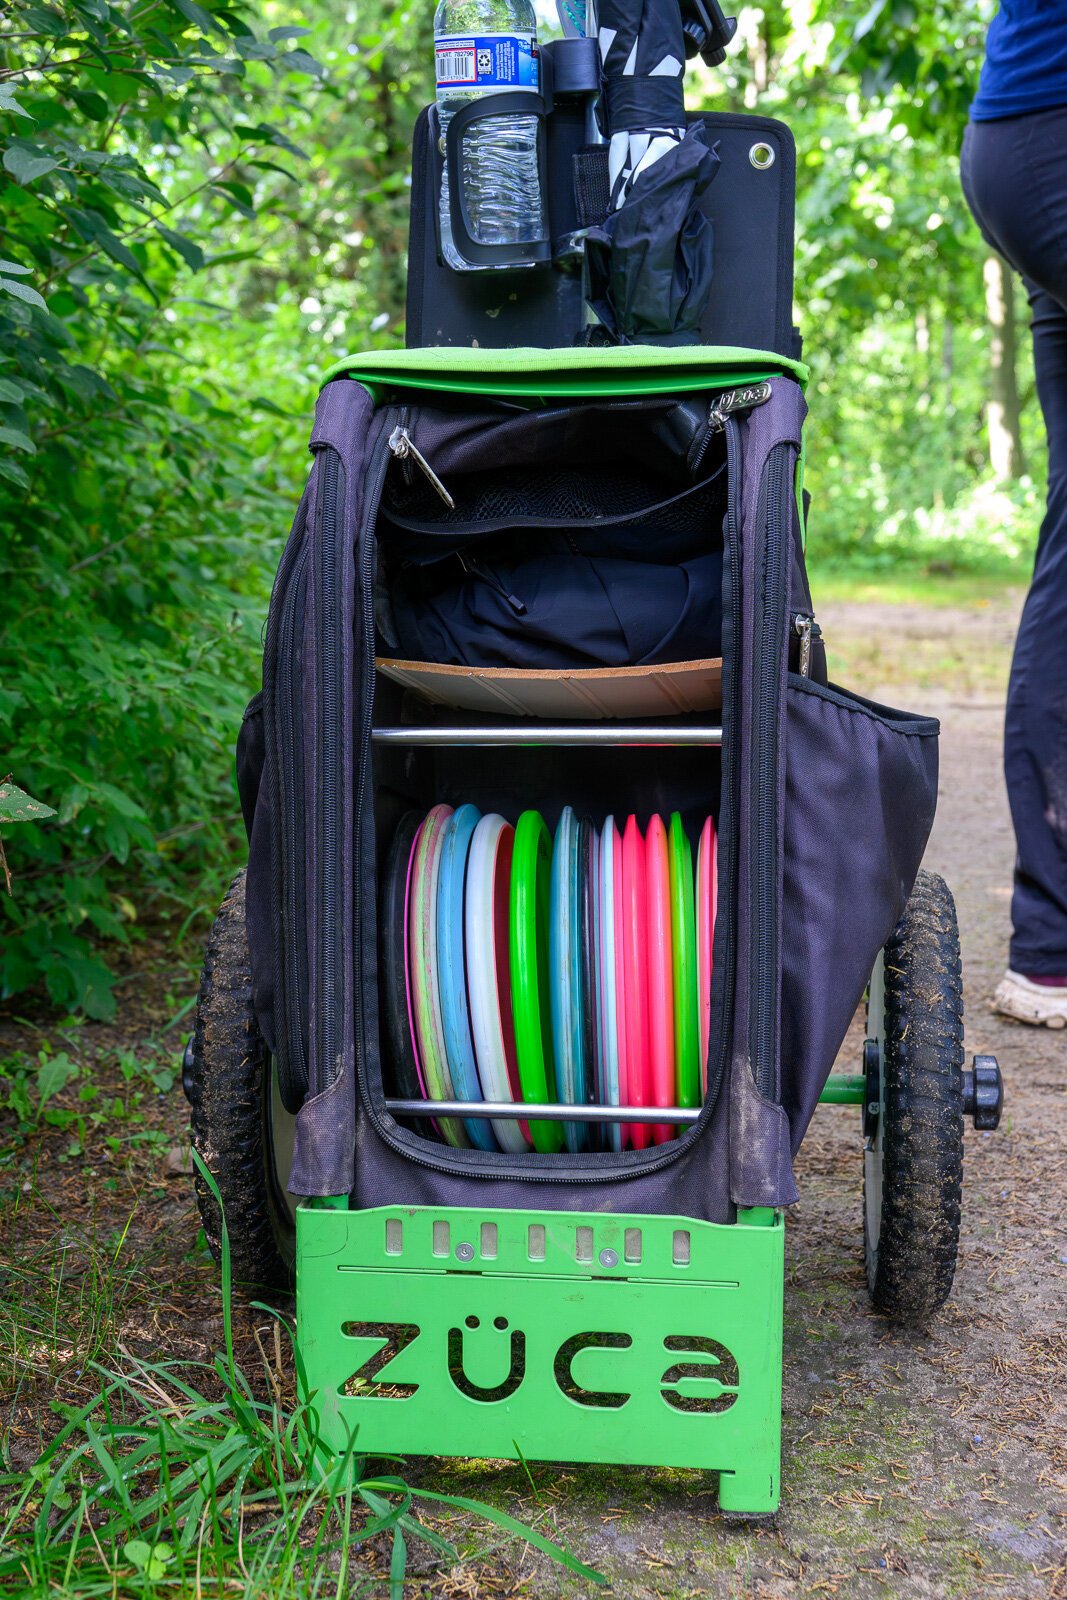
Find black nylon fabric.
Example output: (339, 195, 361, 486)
(390, 548, 724, 669)
(780, 676, 939, 1152)
(585, 127, 720, 345)
(241, 373, 940, 1214)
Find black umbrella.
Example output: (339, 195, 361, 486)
(584, 0, 721, 345)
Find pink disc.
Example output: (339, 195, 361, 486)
(403, 819, 428, 1099)
(622, 815, 652, 1149)
(697, 816, 718, 1094)
(645, 814, 675, 1145)
(612, 818, 629, 1148)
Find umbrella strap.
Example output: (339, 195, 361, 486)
(602, 77, 685, 131)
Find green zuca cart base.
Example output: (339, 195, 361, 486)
(298, 1202, 784, 1513)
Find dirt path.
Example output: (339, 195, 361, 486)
(2, 596, 1064, 1598)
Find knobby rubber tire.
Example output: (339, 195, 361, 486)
(865, 869, 964, 1326)
(188, 870, 295, 1292)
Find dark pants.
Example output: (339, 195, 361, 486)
(962, 109, 1067, 975)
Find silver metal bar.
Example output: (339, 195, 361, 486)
(372, 725, 723, 748)
(386, 1098, 702, 1125)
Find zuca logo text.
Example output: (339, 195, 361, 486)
(344, 1319, 739, 1413)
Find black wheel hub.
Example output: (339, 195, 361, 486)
(182, 1035, 199, 1106)
(862, 1037, 881, 1138)
(962, 1054, 1003, 1131)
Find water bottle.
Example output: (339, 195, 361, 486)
(434, 0, 546, 271)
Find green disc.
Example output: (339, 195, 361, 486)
(510, 810, 564, 1154)
(669, 812, 700, 1109)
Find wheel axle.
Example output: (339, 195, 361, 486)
(963, 1054, 1003, 1130)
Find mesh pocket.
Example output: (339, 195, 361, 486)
(382, 461, 727, 539)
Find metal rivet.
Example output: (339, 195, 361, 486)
(599, 1247, 619, 1268)
(456, 1241, 475, 1263)
(749, 142, 775, 170)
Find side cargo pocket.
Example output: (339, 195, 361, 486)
(780, 674, 939, 1154)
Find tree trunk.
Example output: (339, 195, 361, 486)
(983, 253, 1025, 480)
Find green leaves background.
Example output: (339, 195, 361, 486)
(0, 0, 1037, 1018)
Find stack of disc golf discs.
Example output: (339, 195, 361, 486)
(380, 806, 717, 1155)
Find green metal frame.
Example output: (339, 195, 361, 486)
(295, 1082, 864, 1514)
(298, 1202, 784, 1512)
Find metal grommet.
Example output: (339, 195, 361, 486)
(456, 1241, 475, 1263)
(749, 142, 776, 170)
(599, 1247, 619, 1269)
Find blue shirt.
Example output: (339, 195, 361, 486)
(971, 0, 1067, 120)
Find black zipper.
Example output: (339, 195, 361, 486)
(263, 487, 310, 1107)
(751, 444, 790, 1101)
(276, 542, 310, 1092)
(315, 446, 346, 1090)
(702, 418, 744, 1114)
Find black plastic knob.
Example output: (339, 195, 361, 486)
(182, 1034, 199, 1105)
(962, 1054, 1003, 1131)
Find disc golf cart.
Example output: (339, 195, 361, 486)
(184, 15, 1003, 1515)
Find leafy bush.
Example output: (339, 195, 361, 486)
(0, 0, 324, 1016)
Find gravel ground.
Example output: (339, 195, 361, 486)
(1, 593, 1064, 1598)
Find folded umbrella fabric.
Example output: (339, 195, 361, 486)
(586, 0, 720, 344)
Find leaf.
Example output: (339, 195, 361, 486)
(0, 782, 55, 822)
(69, 89, 110, 121)
(36, 1051, 78, 1107)
(211, 180, 255, 219)
(267, 23, 310, 40)
(0, 425, 35, 454)
(3, 147, 60, 185)
(0, 457, 29, 489)
(0, 259, 32, 276)
(854, 0, 889, 44)
(156, 224, 204, 271)
(164, 0, 228, 37)
(0, 86, 32, 118)
(0, 278, 46, 309)
(279, 48, 324, 77)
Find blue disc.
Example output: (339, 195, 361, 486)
(436, 804, 496, 1150)
(550, 806, 587, 1153)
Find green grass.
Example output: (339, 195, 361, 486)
(810, 559, 1028, 610)
(0, 1158, 605, 1598)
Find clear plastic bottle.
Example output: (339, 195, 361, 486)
(434, 0, 546, 271)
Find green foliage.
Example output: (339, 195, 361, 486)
(0, 0, 325, 1016)
(0, 0, 1040, 1016)
(0, 1155, 603, 1596)
(695, 0, 1037, 576)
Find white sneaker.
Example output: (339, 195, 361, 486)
(992, 970, 1067, 1029)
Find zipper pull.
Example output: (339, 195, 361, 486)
(707, 380, 774, 433)
(388, 425, 455, 509)
(792, 611, 822, 677)
(459, 553, 527, 616)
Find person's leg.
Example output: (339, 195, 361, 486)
(961, 111, 1067, 1016)
(1004, 283, 1067, 977)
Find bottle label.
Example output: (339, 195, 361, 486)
(435, 32, 539, 92)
